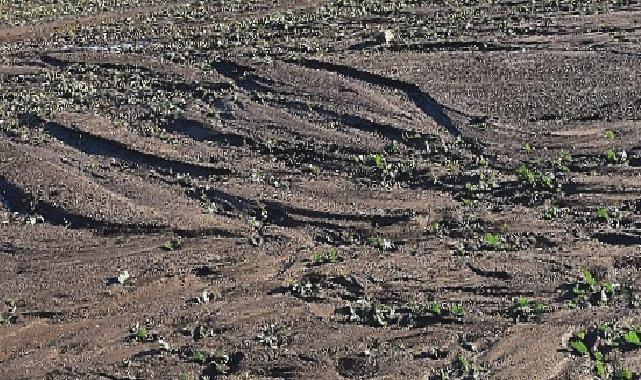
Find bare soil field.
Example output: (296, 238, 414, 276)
(1, 1, 641, 379)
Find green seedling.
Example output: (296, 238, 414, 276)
(516, 165, 535, 185)
(162, 238, 182, 251)
(193, 351, 206, 364)
(595, 360, 606, 379)
(367, 236, 393, 250)
(516, 163, 558, 190)
(570, 338, 589, 356)
(523, 143, 532, 153)
(583, 270, 597, 288)
(457, 355, 470, 371)
(483, 232, 501, 248)
(328, 248, 338, 262)
(566, 323, 641, 379)
(312, 248, 340, 265)
(615, 368, 633, 380)
(449, 304, 465, 318)
(622, 330, 640, 346)
(597, 207, 609, 220)
(606, 149, 616, 162)
(130, 325, 148, 342)
(555, 150, 572, 172)
(604, 130, 615, 140)
(509, 296, 546, 322)
(568, 269, 623, 307)
(429, 303, 441, 316)
(370, 154, 386, 171)
(136, 327, 147, 339)
(543, 207, 559, 220)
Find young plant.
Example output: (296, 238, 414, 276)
(483, 232, 501, 249)
(569, 336, 589, 356)
(449, 304, 465, 318)
(311, 248, 340, 265)
(615, 368, 633, 380)
(342, 300, 396, 327)
(508, 296, 547, 322)
(370, 154, 387, 171)
(366, 236, 393, 251)
(567, 270, 623, 308)
(193, 351, 206, 364)
(606, 149, 617, 163)
(622, 329, 640, 346)
(566, 323, 641, 379)
(162, 238, 183, 251)
(543, 206, 564, 220)
(597, 207, 609, 221)
(555, 150, 572, 172)
(128, 323, 151, 342)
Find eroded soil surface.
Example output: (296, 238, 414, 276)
(2, 1, 641, 379)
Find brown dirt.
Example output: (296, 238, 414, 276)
(1, 1, 641, 379)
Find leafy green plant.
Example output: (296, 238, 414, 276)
(457, 355, 470, 371)
(615, 368, 633, 380)
(342, 300, 396, 327)
(162, 238, 183, 251)
(449, 304, 465, 318)
(606, 149, 617, 163)
(311, 248, 340, 265)
(583, 270, 597, 288)
(622, 329, 640, 346)
(595, 359, 606, 379)
(328, 248, 338, 262)
(193, 351, 206, 364)
(570, 338, 589, 356)
(566, 324, 641, 379)
(370, 154, 386, 171)
(597, 207, 609, 220)
(516, 165, 535, 185)
(483, 232, 500, 248)
(135, 326, 147, 340)
(555, 150, 572, 172)
(568, 270, 625, 308)
(429, 303, 441, 316)
(604, 130, 615, 141)
(366, 236, 393, 250)
(543, 206, 559, 220)
(515, 164, 557, 190)
(508, 296, 546, 322)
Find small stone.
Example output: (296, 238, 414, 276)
(375, 29, 395, 44)
(117, 271, 130, 284)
